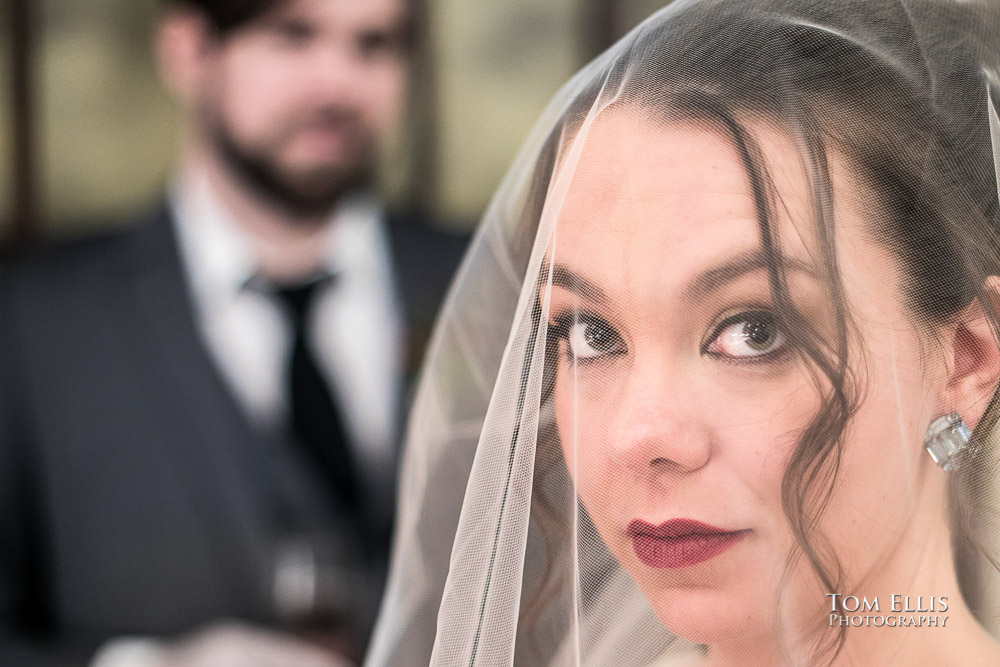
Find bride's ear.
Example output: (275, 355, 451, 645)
(945, 276, 1000, 431)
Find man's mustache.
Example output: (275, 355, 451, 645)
(286, 106, 365, 135)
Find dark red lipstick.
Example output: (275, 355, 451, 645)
(627, 519, 749, 568)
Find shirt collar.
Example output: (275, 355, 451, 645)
(168, 168, 386, 302)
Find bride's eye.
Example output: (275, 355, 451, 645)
(551, 313, 626, 362)
(704, 311, 787, 360)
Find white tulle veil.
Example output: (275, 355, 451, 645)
(367, 1, 1000, 665)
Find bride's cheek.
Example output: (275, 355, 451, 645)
(553, 367, 577, 472)
(553, 366, 618, 514)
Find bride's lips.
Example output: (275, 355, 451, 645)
(626, 519, 750, 568)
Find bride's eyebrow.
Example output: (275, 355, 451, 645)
(545, 252, 815, 304)
(683, 250, 818, 301)
(547, 264, 609, 304)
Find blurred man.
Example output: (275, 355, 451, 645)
(0, 0, 465, 665)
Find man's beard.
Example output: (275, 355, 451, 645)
(211, 115, 375, 222)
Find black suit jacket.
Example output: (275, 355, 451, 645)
(0, 205, 467, 666)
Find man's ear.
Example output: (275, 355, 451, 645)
(155, 7, 218, 106)
(945, 276, 1000, 431)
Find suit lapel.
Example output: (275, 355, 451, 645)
(113, 206, 280, 616)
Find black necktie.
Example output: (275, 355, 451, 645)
(274, 278, 361, 512)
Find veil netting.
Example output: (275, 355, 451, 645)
(367, 1, 1000, 665)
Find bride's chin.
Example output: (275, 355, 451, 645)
(648, 588, 774, 646)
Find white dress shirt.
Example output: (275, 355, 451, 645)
(168, 170, 404, 478)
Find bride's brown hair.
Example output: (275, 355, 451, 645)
(518, 2, 1000, 664)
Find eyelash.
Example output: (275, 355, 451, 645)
(548, 308, 790, 365)
(701, 309, 790, 364)
(548, 311, 626, 365)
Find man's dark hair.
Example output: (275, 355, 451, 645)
(166, 0, 420, 42)
(166, 0, 281, 35)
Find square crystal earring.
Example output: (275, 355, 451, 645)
(924, 412, 973, 472)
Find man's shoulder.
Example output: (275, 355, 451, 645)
(384, 210, 470, 275)
(382, 210, 472, 374)
(2, 205, 172, 292)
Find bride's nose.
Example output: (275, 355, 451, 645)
(607, 361, 712, 474)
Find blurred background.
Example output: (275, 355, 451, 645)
(0, 0, 670, 246)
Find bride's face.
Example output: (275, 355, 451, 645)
(548, 110, 947, 643)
